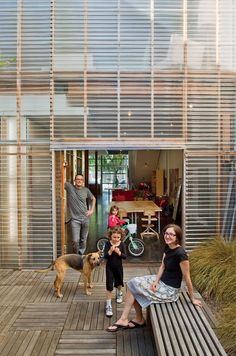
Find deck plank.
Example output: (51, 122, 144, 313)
(12, 303, 70, 331)
(0, 306, 23, 333)
(29, 330, 48, 356)
(14, 330, 40, 356)
(39, 330, 61, 356)
(0, 265, 157, 356)
(56, 330, 116, 355)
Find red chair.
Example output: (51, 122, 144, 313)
(115, 194, 126, 201)
(112, 189, 122, 200)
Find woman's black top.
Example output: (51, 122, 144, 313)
(160, 245, 188, 288)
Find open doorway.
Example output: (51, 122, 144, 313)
(88, 151, 129, 194)
(54, 149, 183, 261)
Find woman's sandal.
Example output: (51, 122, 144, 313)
(106, 323, 129, 332)
(128, 320, 146, 329)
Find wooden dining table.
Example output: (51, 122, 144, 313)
(111, 200, 162, 233)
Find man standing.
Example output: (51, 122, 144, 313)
(65, 174, 96, 255)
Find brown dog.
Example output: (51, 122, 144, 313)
(35, 252, 101, 298)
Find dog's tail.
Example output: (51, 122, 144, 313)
(34, 262, 55, 273)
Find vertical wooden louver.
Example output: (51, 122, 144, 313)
(0, 0, 235, 267)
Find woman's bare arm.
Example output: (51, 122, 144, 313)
(180, 260, 202, 307)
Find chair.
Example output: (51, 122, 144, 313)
(140, 210, 159, 240)
(119, 209, 128, 220)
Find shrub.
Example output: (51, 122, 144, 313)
(217, 303, 236, 356)
(189, 238, 236, 355)
(189, 238, 236, 304)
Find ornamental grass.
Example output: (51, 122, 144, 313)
(189, 238, 236, 303)
(217, 303, 236, 356)
(189, 238, 236, 355)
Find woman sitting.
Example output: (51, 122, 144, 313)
(106, 223, 202, 332)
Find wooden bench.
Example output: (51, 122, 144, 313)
(148, 291, 227, 356)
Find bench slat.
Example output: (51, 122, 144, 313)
(180, 293, 227, 356)
(161, 303, 185, 355)
(173, 297, 206, 356)
(182, 292, 227, 356)
(156, 305, 176, 356)
(165, 301, 196, 355)
(179, 293, 215, 355)
(150, 292, 227, 356)
(171, 300, 204, 355)
(150, 304, 168, 356)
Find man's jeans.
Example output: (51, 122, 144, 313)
(71, 218, 89, 255)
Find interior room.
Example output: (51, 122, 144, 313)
(59, 149, 183, 262)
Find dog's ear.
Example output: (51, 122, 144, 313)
(97, 250, 103, 257)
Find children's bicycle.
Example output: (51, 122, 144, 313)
(96, 223, 145, 257)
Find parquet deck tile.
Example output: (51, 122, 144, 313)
(0, 330, 61, 356)
(124, 266, 150, 280)
(42, 270, 82, 283)
(11, 303, 70, 331)
(0, 306, 23, 333)
(0, 264, 157, 355)
(0, 270, 17, 285)
(55, 330, 116, 355)
(0, 285, 33, 307)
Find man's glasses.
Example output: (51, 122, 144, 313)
(164, 232, 176, 238)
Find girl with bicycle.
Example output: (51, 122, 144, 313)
(108, 205, 127, 228)
(104, 226, 127, 317)
(97, 205, 144, 258)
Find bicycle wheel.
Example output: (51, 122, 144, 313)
(96, 237, 109, 253)
(128, 238, 145, 257)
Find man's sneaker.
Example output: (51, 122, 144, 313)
(105, 305, 113, 317)
(116, 291, 123, 304)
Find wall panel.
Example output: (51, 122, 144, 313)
(0, 0, 236, 267)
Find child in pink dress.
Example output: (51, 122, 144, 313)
(108, 205, 126, 229)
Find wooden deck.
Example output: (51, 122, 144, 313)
(0, 262, 158, 356)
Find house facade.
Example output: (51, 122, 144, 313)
(0, 0, 235, 268)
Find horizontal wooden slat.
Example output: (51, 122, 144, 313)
(0, 0, 236, 267)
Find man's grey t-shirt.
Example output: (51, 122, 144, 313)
(64, 182, 94, 222)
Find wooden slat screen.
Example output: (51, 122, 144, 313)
(0, 146, 53, 268)
(185, 152, 236, 251)
(0, 0, 235, 268)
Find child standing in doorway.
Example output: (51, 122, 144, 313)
(104, 226, 126, 317)
(108, 205, 126, 229)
